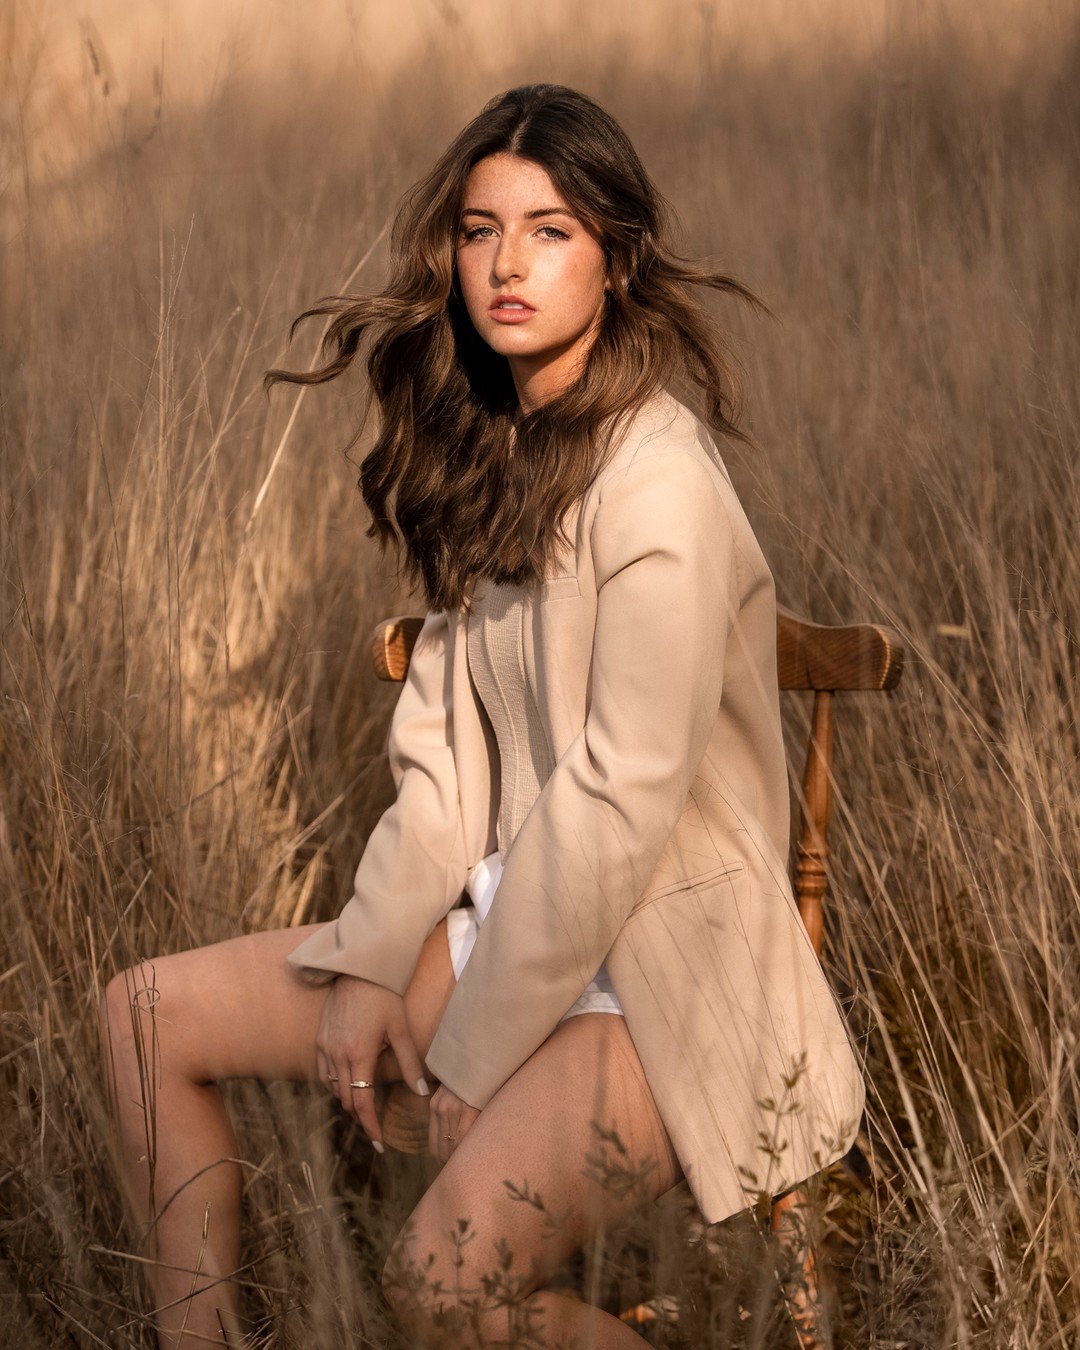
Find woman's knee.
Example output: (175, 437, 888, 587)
(100, 961, 156, 1050)
(103, 927, 346, 1089)
(99, 956, 192, 1082)
(379, 1201, 536, 1342)
(380, 1234, 428, 1333)
(378, 1027, 681, 1342)
(380, 1222, 449, 1338)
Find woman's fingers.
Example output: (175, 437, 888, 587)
(428, 1089, 443, 1162)
(347, 1061, 383, 1150)
(333, 1066, 353, 1117)
(386, 1016, 430, 1102)
(313, 978, 431, 1149)
(316, 1046, 337, 1099)
(317, 1045, 353, 1117)
(429, 1087, 459, 1165)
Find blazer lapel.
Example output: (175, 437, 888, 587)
(447, 608, 500, 869)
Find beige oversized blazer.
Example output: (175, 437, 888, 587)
(288, 387, 866, 1227)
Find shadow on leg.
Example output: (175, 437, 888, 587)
(380, 1011, 683, 1349)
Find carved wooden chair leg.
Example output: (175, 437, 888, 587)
(380, 1079, 431, 1152)
(771, 1185, 833, 1350)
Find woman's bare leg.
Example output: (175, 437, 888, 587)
(98, 918, 455, 1347)
(381, 1010, 684, 1348)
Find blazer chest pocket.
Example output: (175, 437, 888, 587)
(540, 575, 581, 601)
(628, 859, 748, 921)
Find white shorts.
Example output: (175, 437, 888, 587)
(445, 850, 624, 1021)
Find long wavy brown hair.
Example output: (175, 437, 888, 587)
(264, 82, 772, 614)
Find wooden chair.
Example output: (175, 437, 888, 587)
(368, 600, 904, 1347)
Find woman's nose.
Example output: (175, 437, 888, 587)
(493, 236, 526, 282)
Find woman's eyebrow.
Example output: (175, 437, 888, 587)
(461, 207, 577, 220)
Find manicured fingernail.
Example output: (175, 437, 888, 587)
(372, 1139, 385, 1154)
(416, 1077, 430, 1096)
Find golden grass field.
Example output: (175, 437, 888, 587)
(2, 0, 1079, 1344)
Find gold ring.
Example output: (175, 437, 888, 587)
(445, 1134, 456, 1143)
(349, 1079, 374, 1089)
(326, 1074, 339, 1083)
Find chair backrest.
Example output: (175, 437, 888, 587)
(774, 602, 905, 951)
(369, 604, 905, 954)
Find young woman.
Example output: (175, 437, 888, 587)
(100, 83, 866, 1347)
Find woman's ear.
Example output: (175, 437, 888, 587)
(605, 259, 630, 296)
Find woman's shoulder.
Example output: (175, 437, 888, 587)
(590, 388, 742, 526)
(588, 389, 775, 596)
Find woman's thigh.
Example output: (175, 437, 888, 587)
(101, 918, 458, 1087)
(384, 1011, 683, 1313)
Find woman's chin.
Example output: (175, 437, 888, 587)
(485, 334, 556, 361)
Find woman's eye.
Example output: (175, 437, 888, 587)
(461, 224, 569, 242)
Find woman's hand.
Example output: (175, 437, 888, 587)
(429, 1084, 481, 1164)
(314, 974, 430, 1152)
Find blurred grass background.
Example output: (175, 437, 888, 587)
(1, 0, 1078, 1344)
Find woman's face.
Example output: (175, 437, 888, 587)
(455, 152, 610, 412)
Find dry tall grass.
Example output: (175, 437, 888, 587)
(2, 1, 1078, 1345)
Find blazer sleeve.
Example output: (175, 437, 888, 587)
(286, 607, 469, 996)
(423, 450, 741, 1108)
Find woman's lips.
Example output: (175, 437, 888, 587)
(488, 300, 536, 324)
